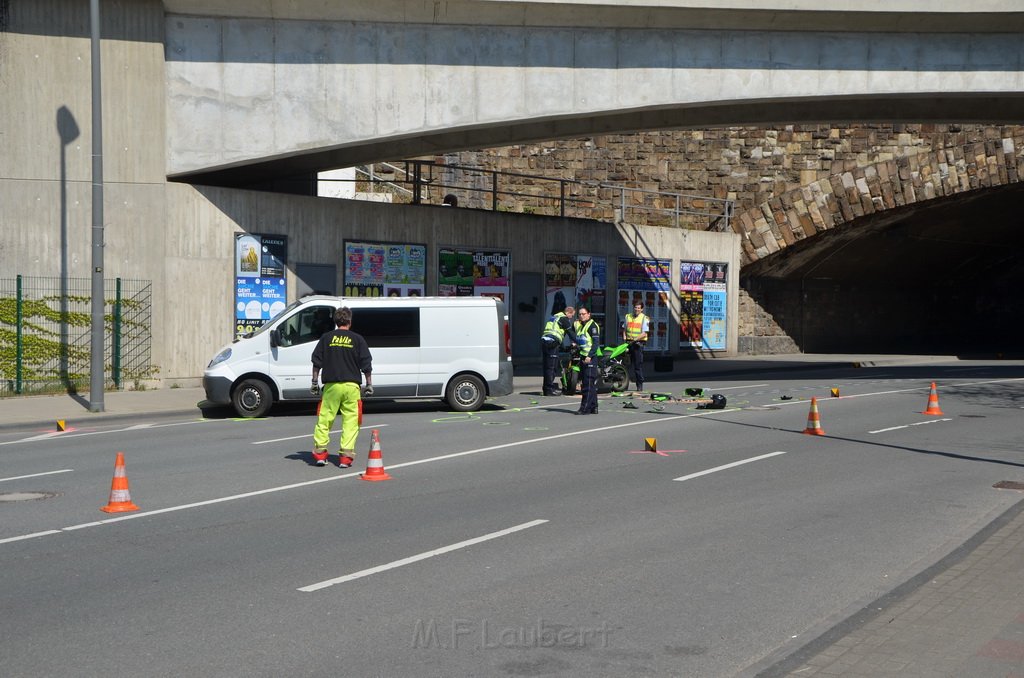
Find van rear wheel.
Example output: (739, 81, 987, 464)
(232, 378, 272, 418)
(446, 374, 486, 412)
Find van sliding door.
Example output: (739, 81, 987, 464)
(353, 308, 420, 397)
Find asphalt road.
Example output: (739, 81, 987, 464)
(2, 362, 1023, 677)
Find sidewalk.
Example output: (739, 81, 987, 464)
(6, 354, 1024, 677)
(749, 496, 1024, 677)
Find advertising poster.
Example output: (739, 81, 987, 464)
(343, 241, 426, 297)
(544, 253, 607, 335)
(439, 248, 510, 301)
(616, 257, 672, 353)
(234, 233, 288, 338)
(680, 262, 728, 350)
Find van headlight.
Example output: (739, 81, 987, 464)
(208, 347, 232, 368)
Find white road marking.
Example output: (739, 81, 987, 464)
(252, 423, 389, 445)
(767, 377, 1024, 408)
(0, 469, 73, 483)
(712, 383, 769, 390)
(6, 378, 1022, 546)
(298, 519, 549, 592)
(673, 451, 787, 482)
(869, 418, 953, 434)
(0, 418, 226, 446)
(0, 530, 63, 545)
(2, 409, 734, 546)
(4, 432, 64, 444)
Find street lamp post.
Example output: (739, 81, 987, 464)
(89, 0, 105, 412)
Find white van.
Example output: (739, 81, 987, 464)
(203, 295, 513, 417)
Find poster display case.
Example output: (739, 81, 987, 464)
(616, 257, 672, 352)
(439, 248, 511, 302)
(343, 241, 426, 297)
(234, 233, 287, 338)
(680, 262, 728, 350)
(544, 253, 607, 336)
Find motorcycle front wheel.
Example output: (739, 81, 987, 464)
(562, 367, 579, 395)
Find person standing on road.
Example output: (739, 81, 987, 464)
(541, 305, 576, 396)
(622, 301, 650, 392)
(310, 307, 373, 468)
(574, 306, 601, 415)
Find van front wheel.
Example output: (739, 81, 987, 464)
(446, 374, 486, 412)
(232, 378, 272, 418)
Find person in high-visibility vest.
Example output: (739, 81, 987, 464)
(541, 306, 576, 395)
(574, 306, 602, 415)
(621, 301, 650, 392)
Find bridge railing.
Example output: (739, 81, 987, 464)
(328, 160, 733, 231)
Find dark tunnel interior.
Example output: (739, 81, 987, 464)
(740, 181, 1024, 356)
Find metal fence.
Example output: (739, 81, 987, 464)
(335, 160, 735, 231)
(0, 276, 153, 395)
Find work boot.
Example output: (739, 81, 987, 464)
(312, 447, 329, 467)
(338, 451, 355, 468)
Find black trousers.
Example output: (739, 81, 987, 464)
(579, 361, 598, 413)
(627, 341, 645, 388)
(541, 338, 561, 394)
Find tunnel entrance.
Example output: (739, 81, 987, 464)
(740, 182, 1024, 356)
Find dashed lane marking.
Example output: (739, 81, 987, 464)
(0, 469, 74, 483)
(252, 424, 388, 445)
(298, 519, 549, 592)
(869, 418, 953, 434)
(1, 409, 734, 547)
(673, 451, 788, 482)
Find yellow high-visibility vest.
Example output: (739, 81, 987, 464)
(543, 312, 568, 341)
(624, 313, 648, 341)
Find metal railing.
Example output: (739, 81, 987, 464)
(322, 160, 733, 231)
(606, 183, 735, 232)
(0, 276, 153, 395)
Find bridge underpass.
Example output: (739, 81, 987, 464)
(156, 2, 1024, 357)
(7, 0, 1024, 379)
(739, 181, 1024, 355)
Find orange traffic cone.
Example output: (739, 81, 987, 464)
(360, 429, 392, 481)
(802, 397, 826, 436)
(100, 451, 140, 513)
(922, 382, 944, 415)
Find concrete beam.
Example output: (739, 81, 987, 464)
(162, 1, 1024, 32)
(165, 16, 1024, 182)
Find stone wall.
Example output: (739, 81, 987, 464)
(437, 124, 1024, 217)
(431, 124, 1024, 353)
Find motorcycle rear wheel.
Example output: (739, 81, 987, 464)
(606, 364, 629, 392)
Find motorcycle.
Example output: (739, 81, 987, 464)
(559, 342, 631, 395)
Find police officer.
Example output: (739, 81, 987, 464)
(541, 305, 576, 395)
(574, 306, 601, 415)
(621, 301, 650, 392)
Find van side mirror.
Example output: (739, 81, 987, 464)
(270, 329, 280, 348)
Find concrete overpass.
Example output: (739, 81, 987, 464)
(165, 1, 1024, 186)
